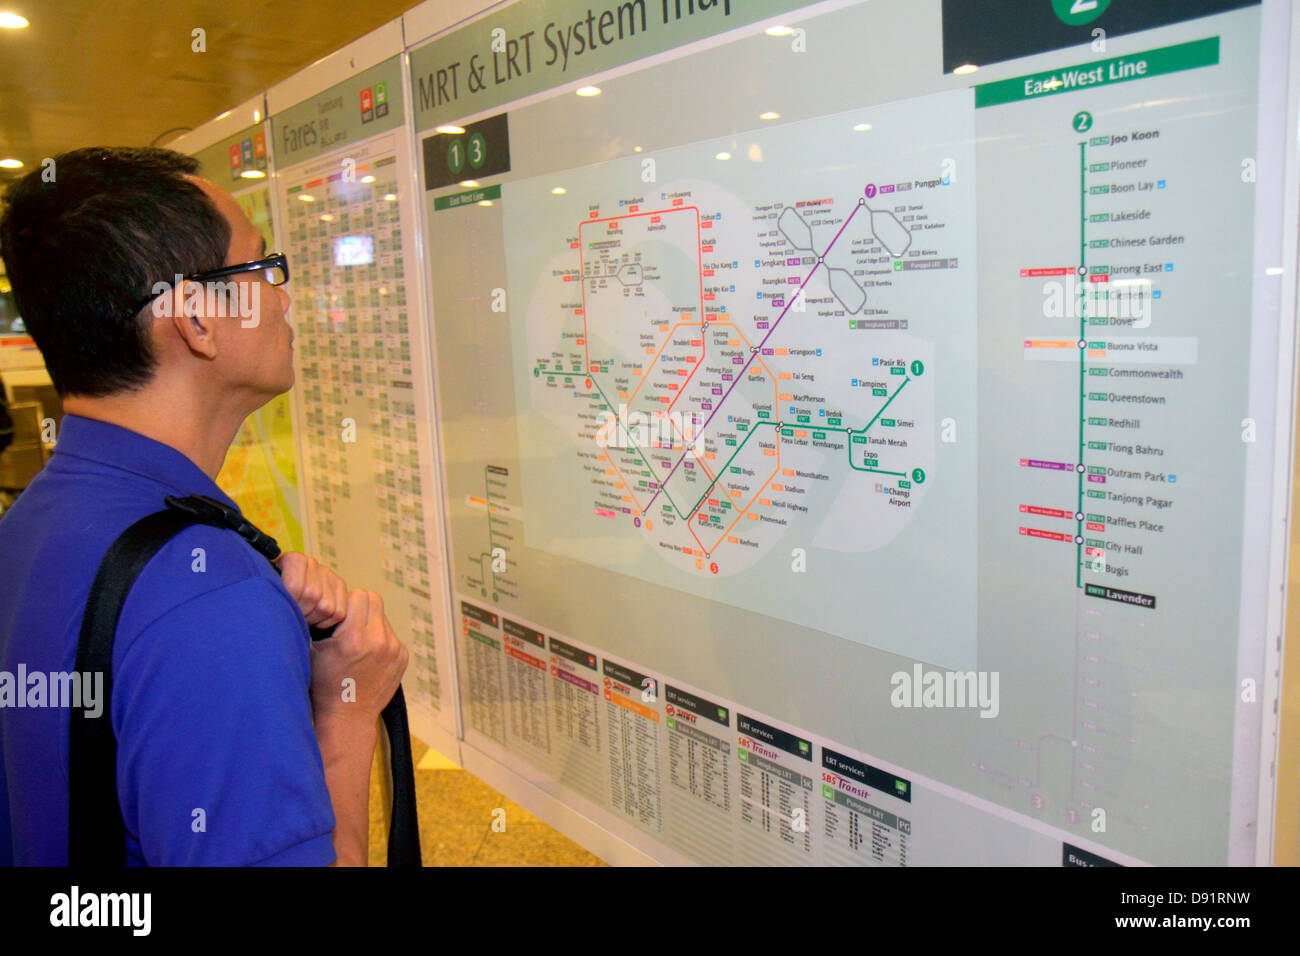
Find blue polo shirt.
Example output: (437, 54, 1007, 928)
(0, 414, 336, 865)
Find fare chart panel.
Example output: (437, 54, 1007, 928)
(188, 121, 307, 553)
(411, 0, 1286, 865)
(272, 54, 455, 735)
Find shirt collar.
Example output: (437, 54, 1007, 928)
(50, 413, 241, 512)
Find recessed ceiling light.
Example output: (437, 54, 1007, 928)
(0, 13, 29, 28)
(435, 124, 465, 134)
(765, 25, 794, 36)
(297, 193, 315, 202)
(634, 146, 643, 152)
(954, 63, 979, 75)
(551, 187, 567, 194)
(460, 180, 479, 188)
(360, 175, 375, 183)
(853, 123, 872, 132)
(759, 111, 780, 120)
(319, 214, 334, 222)
(253, 110, 261, 122)
(576, 86, 601, 96)
(239, 169, 266, 179)
(215, 109, 233, 121)
(715, 152, 731, 161)
(477, 199, 494, 206)
(0, 158, 23, 169)
(383, 194, 397, 201)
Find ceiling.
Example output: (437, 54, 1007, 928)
(0, 0, 418, 186)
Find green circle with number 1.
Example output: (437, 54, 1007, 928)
(447, 140, 465, 175)
(910, 360, 924, 376)
(912, 468, 926, 484)
(468, 132, 487, 169)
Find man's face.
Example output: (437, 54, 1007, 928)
(187, 176, 294, 397)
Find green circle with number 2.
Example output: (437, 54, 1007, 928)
(468, 132, 487, 169)
(1052, 0, 1111, 25)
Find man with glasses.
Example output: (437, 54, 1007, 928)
(0, 147, 406, 865)
(127, 250, 290, 327)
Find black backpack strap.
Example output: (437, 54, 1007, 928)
(164, 493, 281, 561)
(380, 686, 420, 867)
(69, 494, 422, 867)
(69, 506, 211, 865)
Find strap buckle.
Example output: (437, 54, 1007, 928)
(164, 493, 281, 560)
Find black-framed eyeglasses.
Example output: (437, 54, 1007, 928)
(126, 252, 290, 318)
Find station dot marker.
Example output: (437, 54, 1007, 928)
(1077, 340, 1086, 349)
(1077, 266, 1087, 276)
(1076, 464, 1085, 473)
(858, 197, 865, 205)
(817, 256, 824, 263)
(1074, 535, 1084, 544)
(1075, 511, 1084, 520)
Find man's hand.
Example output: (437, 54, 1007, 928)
(308, 589, 409, 866)
(275, 552, 348, 629)
(309, 589, 408, 721)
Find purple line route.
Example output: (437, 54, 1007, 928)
(644, 201, 865, 514)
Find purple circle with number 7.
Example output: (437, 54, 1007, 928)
(864, 184, 877, 199)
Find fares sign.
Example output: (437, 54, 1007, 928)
(273, 56, 406, 166)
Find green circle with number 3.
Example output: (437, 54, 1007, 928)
(1052, 0, 1111, 25)
(468, 132, 487, 169)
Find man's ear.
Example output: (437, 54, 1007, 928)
(166, 279, 218, 359)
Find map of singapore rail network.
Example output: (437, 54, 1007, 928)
(507, 92, 979, 664)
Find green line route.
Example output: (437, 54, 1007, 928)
(586, 372, 914, 525)
(475, 465, 505, 598)
(1077, 140, 1087, 589)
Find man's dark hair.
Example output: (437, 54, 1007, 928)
(0, 147, 231, 396)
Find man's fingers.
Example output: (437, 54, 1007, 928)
(278, 552, 351, 628)
(344, 588, 371, 633)
(298, 557, 322, 613)
(316, 562, 349, 628)
(325, 574, 349, 628)
(278, 551, 306, 599)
